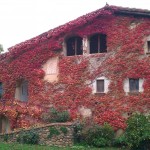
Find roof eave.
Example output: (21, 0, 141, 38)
(114, 10, 150, 17)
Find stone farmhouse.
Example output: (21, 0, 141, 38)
(0, 5, 150, 133)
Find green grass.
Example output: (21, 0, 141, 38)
(0, 142, 126, 150)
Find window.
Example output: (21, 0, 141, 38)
(144, 36, 150, 54)
(90, 34, 107, 54)
(0, 82, 3, 99)
(66, 36, 83, 56)
(42, 57, 59, 82)
(0, 115, 10, 133)
(15, 80, 28, 102)
(93, 76, 110, 94)
(129, 78, 139, 92)
(124, 78, 144, 94)
(96, 80, 104, 93)
(147, 41, 150, 52)
(43, 57, 58, 75)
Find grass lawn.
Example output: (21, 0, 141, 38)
(0, 142, 126, 150)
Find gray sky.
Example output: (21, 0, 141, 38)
(0, 0, 150, 52)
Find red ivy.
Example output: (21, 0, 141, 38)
(0, 6, 150, 130)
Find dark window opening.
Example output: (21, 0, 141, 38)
(96, 80, 104, 93)
(0, 82, 3, 99)
(90, 34, 107, 54)
(21, 80, 28, 101)
(66, 36, 83, 56)
(147, 41, 150, 52)
(129, 78, 139, 92)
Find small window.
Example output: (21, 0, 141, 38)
(96, 80, 104, 93)
(147, 41, 150, 52)
(66, 36, 83, 56)
(0, 82, 3, 99)
(90, 34, 107, 54)
(129, 78, 139, 92)
(15, 80, 28, 102)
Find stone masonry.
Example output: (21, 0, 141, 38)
(0, 122, 74, 147)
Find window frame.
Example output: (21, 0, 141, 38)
(15, 80, 28, 102)
(89, 33, 107, 54)
(147, 41, 150, 52)
(123, 78, 144, 95)
(66, 36, 83, 56)
(96, 79, 105, 93)
(93, 76, 110, 94)
(129, 78, 139, 93)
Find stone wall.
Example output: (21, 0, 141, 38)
(0, 122, 74, 147)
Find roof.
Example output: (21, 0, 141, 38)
(8, 5, 150, 53)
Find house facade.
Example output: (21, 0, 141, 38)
(0, 5, 150, 133)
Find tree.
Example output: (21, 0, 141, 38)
(0, 44, 4, 53)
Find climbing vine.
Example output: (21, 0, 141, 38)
(0, 6, 149, 130)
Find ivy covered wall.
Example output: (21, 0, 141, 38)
(0, 5, 149, 131)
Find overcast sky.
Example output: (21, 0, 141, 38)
(0, 0, 150, 52)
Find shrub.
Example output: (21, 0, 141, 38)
(42, 107, 70, 123)
(73, 122, 83, 143)
(48, 126, 60, 139)
(114, 135, 127, 148)
(17, 130, 39, 145)
(3, 134, 9, 142)
(82, 123, 115, 147)
(124, 113, 150, 150)
(60, 126, 68, 135)
(55, 111, 70, 122)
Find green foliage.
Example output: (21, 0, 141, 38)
(124, 113, 150, 149)
(0, 142, 125, 150)
(17, 130, 39, 145)
(60, 126, 68, 135)
(3, 134, 9, 142)
(42, 107, 70, 123)
(50, 108, 70, 122)
(48, 126, 60, 139)
(114, 135, 127, 148)
(0, 44, 3, 53)
(73, 122, 83, 143)
(81, 123, 115, 147)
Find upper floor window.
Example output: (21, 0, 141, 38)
(42, 57, 59, 82)
(144, 36, 150, 54)
(66, 36, 83, 56)
(147, 41, 150, 52)
(0, 82, 3, 99)
(15, 80, 28, 102)
(90, 34, 107, 54)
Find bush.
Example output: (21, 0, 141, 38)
(3, 134, 9, 142)
(17, 130, 39, 145)
(42, 107, 70, 123)
(114, 135, 127, 147)
(82, 123, 115, 147)
(73, 122, 83, 143)
(124, 113, 150, 150)
(60, 126, 68, 135)
(48, 126, 60, 139)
